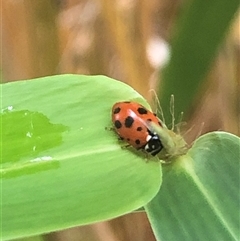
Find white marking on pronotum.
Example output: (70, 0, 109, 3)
(145, 144, 149, 150)
(146, 135, 151, 142)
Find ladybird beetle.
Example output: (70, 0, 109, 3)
(112, 101, 163, 156)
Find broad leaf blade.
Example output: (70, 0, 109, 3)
(1, 75, 162, 240)
(160, 0, 240, 122)
(145, 132, 240, 241)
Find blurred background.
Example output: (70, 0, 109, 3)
(2, 0, 239, 241)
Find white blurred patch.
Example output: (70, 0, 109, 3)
(147, 37, 170, 69)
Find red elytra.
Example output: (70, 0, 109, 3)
(111, 101, 163, 156)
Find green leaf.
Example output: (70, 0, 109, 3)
(145, 132, 240, 241)
(1, 75, 162, 240)
(16, 236, 44, 241)
(159, 0, 240, 122)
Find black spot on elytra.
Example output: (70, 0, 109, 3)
(113, 107, 121, 114)
(127, 138, 130, 141)
(137, 107, 148, 115)
(137, 126, 142, 131)
(147, 118, 152, 122)
(114, 120, 122, 129)
(135, 139, 141, 145)
(158, 121, 162, 126)
(125, 116, 134, 128)
(153, 113, 157, 116)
